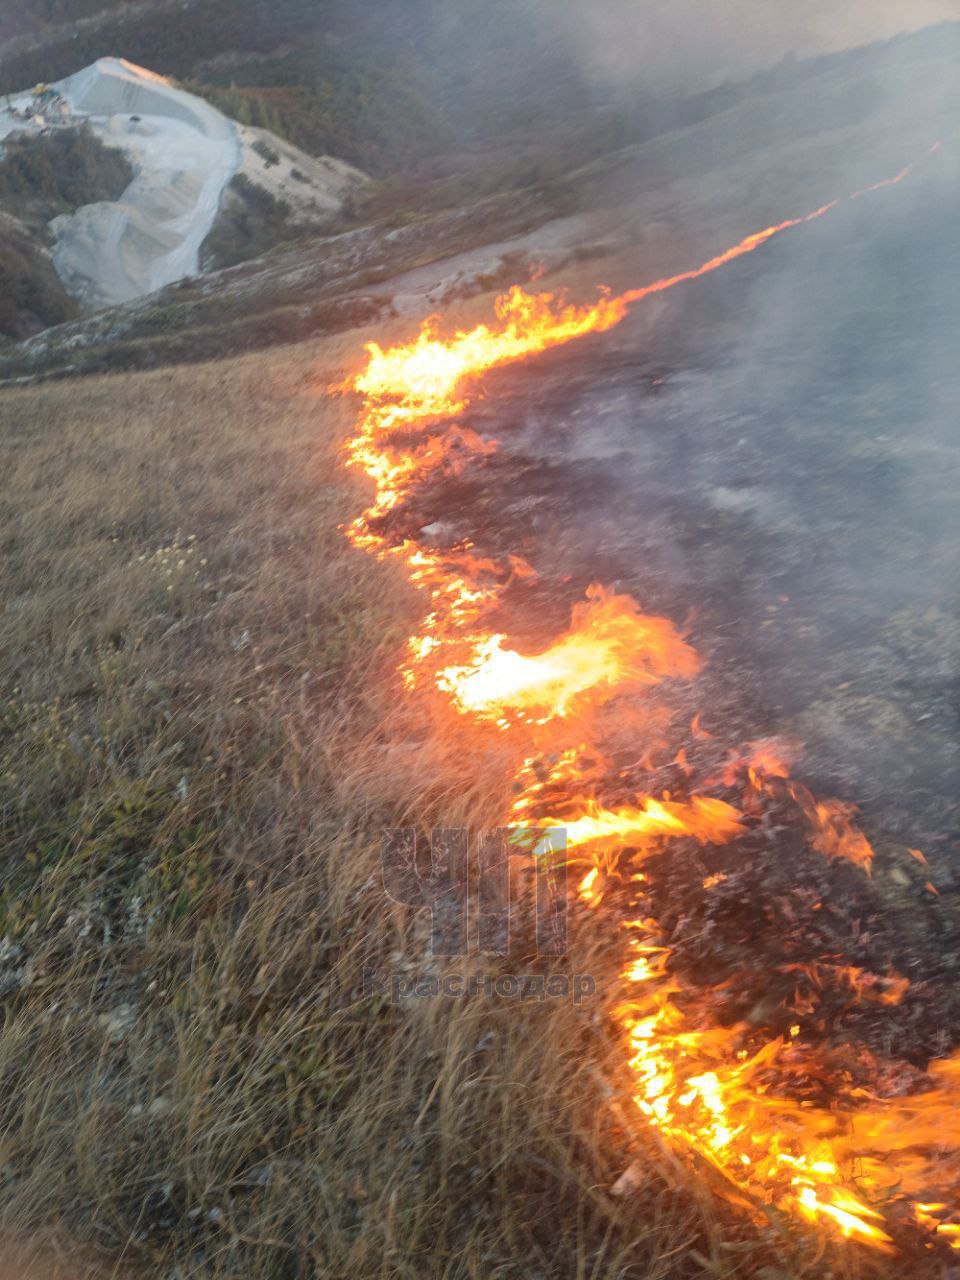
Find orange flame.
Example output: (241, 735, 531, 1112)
(339, 143, 957, 1253)
(438, 585, 699, 726)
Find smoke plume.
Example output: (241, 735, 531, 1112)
(546, 1, 960, 89)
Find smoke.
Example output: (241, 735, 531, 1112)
(545, 0, 960, 89)
(475, 8, 960, 833)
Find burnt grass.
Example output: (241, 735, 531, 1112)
(377, 438, 960, 1083)
(366, 173, 960, 1103)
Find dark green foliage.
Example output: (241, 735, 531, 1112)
(0, 0, 634, 180)
(201, 172, 314, 271)
(0, 123, 133, 225)
(0, 125, 131, 339)
(185, 68, 449, 178)
(2, 0, 956, 333)
(0, 223, 79, 339)
(2, 0, 138, 34)
(4, 0, 955, 214)
(2, 2, 958, 189)
(251, 137, 280, 168)
(0, 1, 410, 92)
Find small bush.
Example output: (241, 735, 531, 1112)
(252, 138, 281, 168)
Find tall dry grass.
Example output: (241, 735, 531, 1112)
(0, 334, 918, 1280)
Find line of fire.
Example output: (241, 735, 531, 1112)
(337, 139, 960, 1258)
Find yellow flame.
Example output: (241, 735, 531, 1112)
(339, 142, 959, 1253)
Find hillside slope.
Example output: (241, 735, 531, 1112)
(0, 58, 368, 332)
(1, 23, 956, 383)
(0, 125, 133, 339)
(0, 132, 958, 1277)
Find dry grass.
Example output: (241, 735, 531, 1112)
(0, 332, 924, 1280)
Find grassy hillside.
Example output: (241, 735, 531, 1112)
(0, 0, 594, 182)
(3, 14, 956, 383)
(0, 321, 926, 1279)
(0, 8, 957, 1277)
(0, 331, 693, 1279)
(2, 305, 957, 1277)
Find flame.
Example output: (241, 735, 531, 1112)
(438, 585, 699, 726)
(783, 962, 910, 1007)
(339, 142, 959, 1253)
(578, 866, 601, 904)
(722, 741, 876, 870)
(543, 793, 743, 854)
(616, 203, 841, 310)
(804, 796, 875, 871)
(609, 915, 960, 1254)
(850, 165, 913, 199)
(344, 287, 629, 521)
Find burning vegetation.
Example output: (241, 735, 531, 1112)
(340, 139, 960, 1256)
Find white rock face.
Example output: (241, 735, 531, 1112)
(0, 58, 369, 312)
(45, 57, 242, 308)
(234, 123, 368, 221)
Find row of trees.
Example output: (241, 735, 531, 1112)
(0, 0, 590, 176)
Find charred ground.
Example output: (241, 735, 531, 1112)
(366, 156, 960, 1192)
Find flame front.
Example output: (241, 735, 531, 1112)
(340, 144, 960, 1254)
(438, 586, 699, 726)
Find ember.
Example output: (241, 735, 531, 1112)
(340, 142, 960, 1253)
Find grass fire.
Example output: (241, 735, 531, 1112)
(1, 6, 959, 1278)
(341, 141, 960, 1257)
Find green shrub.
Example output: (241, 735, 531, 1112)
(200, 173, 312, 271)
(0, 224, 79, 339)
(0, 123, 133, 225)
(252, 137, 281, 167)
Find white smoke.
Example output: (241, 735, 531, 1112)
(546, 0, 960, 89)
